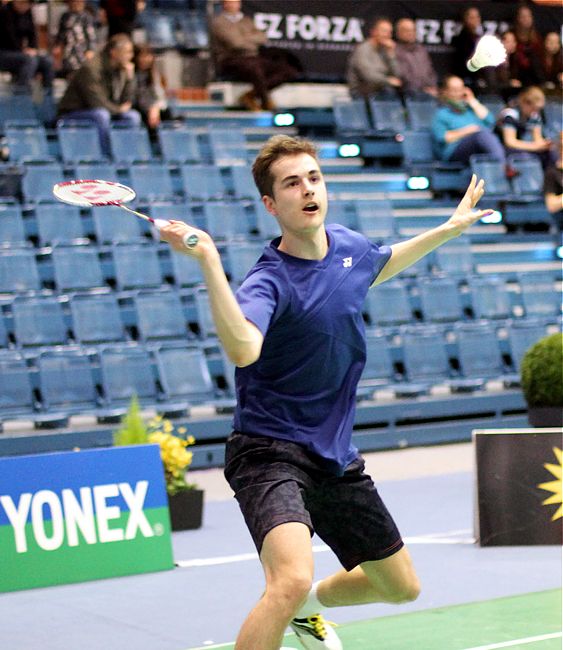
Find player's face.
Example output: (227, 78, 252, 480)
(263, 153, 328, 235)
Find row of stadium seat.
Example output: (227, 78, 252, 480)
(0, 317, 551, 429)
(0, 273, 559, 352)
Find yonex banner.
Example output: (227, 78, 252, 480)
(474, 429, 563, 547)
(0, 445, 174, 592)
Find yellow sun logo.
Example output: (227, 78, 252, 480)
(537, 447, 563, 521)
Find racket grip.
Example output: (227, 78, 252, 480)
(152, 218, 171, 230)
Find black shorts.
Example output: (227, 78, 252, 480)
(223, 431, 404, 571)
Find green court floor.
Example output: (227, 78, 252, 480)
(189, 590, 562, 650)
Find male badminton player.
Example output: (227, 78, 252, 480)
(160, 135, 492, 650)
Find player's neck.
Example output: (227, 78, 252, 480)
(278, 227, 329, 260)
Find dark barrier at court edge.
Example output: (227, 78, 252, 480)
(474, 428, 563, 547)
(244, 0, 563, 81)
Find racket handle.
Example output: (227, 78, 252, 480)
(152, 218, 171, 230)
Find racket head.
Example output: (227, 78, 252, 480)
(53, 179, 136, 207)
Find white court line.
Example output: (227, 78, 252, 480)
(462, 632, 563, 650)
(185, 631, 563, 650)
(175, 530, 475, 569)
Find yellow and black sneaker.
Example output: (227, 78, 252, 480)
(290, 614, 343, 649)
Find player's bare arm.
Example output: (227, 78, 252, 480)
(372, 174, 492, 286)
(159, 220, 264, 367)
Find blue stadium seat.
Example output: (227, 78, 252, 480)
(98, 346, 159, 408)
(0, 350, 36, 418)
(359, 330, 396, 391)
(0, 95, 36, 130)
(57, 120, 104, 163)
(253, 199, 278, 238)
(109, 125, 152, 163)
(194, 289, 215, 338)
(112, 244, 163, 290)
(0, 204, 26, 246)
(469, 276, 511, 320)
(368, 98, 407, 133)
(517, 272, 561, 320)
(219, 349, 236, 397)
(38, 348, 99, 415)
(0, 248, 41, 292)
(0, 312, 8, 347)
(34, 203, 85, 246)
(324, 199, 357, 230)
(177, 12, 209, 49)
(470, 155, 511, 197)
(157, 124, 202, 163)
(149, 201, 192, 225)
(225, 241, 265, 284)
(202, 201, 249, 240)
(507, 154, 544, 197)
(544, 101, 562, 136)
(5, 120, 49, 161)
(418, 276, 464, 322)
(506, 318, 548, 378)
(180, 164, 225, 201)
(333, 99, 372, 135)
(433, 236, 474, 276)
(155, 344, 215, 405)
(400, 324, 451, 391)
(208, 128, 248, 165)
(454, 321, 505, 384)
(51, 246, 104, 291)
(92, 204, 144, 243)
(143, 11, 177, 49)
(401, 130, 434, 164)
(74, 161, 120, 183)
(70, 293, 126, 344)
(128, 162, 174, 201)
(354, 199, 395, 238)
(12, 296, 68, 347)
(480, 96, 505, 119)
(230, 165, 257, 200)
(134, 290, 189, 341)
(364, 281, 412, 327)
(22, 161, 65, 203)
(170, 248, 205, 287)
(405, 98, 437, 130)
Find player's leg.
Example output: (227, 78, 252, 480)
(316, 545, 421, 607)
(235, 521, 314, 650)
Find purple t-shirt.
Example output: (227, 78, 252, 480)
(233, 224, 392, 473)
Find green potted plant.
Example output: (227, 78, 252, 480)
(520, 332, 563, 427)
(113, 397, 204, 530)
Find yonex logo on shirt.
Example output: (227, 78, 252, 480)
(342, 257, 353, 267)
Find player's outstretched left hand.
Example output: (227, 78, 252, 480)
(447, 174, 494, 236)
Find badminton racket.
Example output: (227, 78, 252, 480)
(52, 179, 199, 249)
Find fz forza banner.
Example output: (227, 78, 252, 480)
(474, 429, 563, 547)
(244, 0, 563, 80)
(0, 445, 174, 592)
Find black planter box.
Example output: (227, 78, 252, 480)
(168, 489, 204, 531)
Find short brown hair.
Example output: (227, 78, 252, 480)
(252, 135, 319, 198)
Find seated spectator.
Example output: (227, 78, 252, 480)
(347, 17, 402, 98)
(57, 33, 140, 157)
(395, 17, 438, 98)
(53, 0, 98, 80)
(0, 0, 54, 93)
(543, 130, 563, 231)
(450, 6, 493, 91)
(541, 32, 563, 96)
(99, 0, 145, 37)
(134, 44, 173, 133)
(498, 86, 555, 169)
(211, 0, 300, 111)
(431, 75, 505, 165)
(512, 3, 544, 87)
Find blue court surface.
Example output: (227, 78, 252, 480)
(0, 464, 560, 650)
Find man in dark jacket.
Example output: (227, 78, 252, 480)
(57, 33, 141, 157)
(0, 0, 54, 91)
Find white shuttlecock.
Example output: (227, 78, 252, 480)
(467, 34, 507, 72)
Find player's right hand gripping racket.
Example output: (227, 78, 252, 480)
(52, 179, 199, 249)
